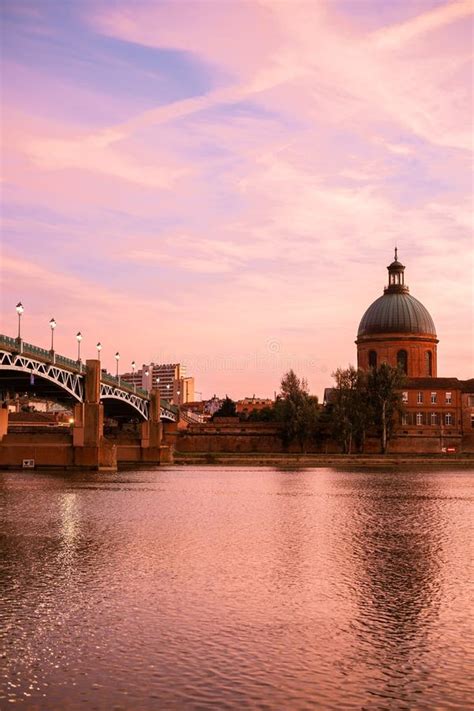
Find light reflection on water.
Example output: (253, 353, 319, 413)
(0, 466, 473, 710)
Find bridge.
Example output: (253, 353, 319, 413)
(0, 334, 178, 422)
(0, 334, 179, 470)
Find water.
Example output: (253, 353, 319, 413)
(1, 466, 473, 710)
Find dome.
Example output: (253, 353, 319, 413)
(358, 292, 436, 337)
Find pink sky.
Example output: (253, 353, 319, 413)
(1, 0, 472, 399)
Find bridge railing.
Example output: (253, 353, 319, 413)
(0, 334, 18, 350)
(1, 334, 177, 409)
(1, 334, 83, 372)
(22, 341, 52, 361)
(100, 372, 151, 400)
(161, 398, 179, 416)
(55, 353, 83, 370)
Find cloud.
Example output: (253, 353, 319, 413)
(23, 133, 188, 189)
(371, 0, 473, 49)
(1, 0, 472, 394)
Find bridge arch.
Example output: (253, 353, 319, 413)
(0, 350, 83, 402)
(100, 383, 149, 421)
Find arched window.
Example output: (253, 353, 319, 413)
(425, 351, 433, 376)
(397, 349, 408, 374)
(368, 350, 377, 369)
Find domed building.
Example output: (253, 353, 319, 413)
(356, 250, 438, 377)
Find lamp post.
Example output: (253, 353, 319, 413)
(144, 369, 149, 394)
(115, 352, 120, 381)
(96, 342, 102, 361)
(16, 302, 24, 341)
(49, 318, 56, 352)
(131, 361, 136, 392)
(177, 388, 181, 406)
(76, 332, 82, 361)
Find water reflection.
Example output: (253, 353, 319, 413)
(349, 473, 444, 708)
(0, 467, 472, 710)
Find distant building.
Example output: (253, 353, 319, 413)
(203, 396, 223, 417)
(236, 396, 274, 416)
(121, 363, 194, 406)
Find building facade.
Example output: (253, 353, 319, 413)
(356, 250, 438, 377)
(236, 397, 274, 416)
(121, 362, 194, 406)
(356, 251, 473, 453)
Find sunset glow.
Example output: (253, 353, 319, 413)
(1, 0, 472, 398)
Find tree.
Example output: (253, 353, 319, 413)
(330, 366, 372, 454)
(246, 406, 276, 422)
(212, 395, 236, 419)
(275, 370, 319, 452)
(367, 363, 406, 454)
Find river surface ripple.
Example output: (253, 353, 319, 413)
(1, 466, 473, 710)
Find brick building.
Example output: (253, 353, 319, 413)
(356, 249, 438, 377)
(236, 396, 274, 416)
(356, 251, 473, 452)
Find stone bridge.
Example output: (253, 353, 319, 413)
(0, 335, 178, 470)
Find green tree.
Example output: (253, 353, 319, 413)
(246, 406, 276, 422)
(331, 366, 372, 454)
(275, 370, 319, 452)
(212, 395, 237, 419)
(367, 363, 406, 454)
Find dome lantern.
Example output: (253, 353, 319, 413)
(385, 247, 407, 293)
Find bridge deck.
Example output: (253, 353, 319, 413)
(0, 335, 178, 421)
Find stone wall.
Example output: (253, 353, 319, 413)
(177, 420, 472, 455)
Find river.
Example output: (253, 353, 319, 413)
(1, 466, 472, 709)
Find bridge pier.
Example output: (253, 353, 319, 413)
(0, 403, 8, 442)
(139, 388, 170, 462)
(73, 359, 117, 471)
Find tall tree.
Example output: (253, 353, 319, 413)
(331, 366, 372, 454)
(275, 370, 319, 452)
(212, 395, 236, 419)
(367, 363, 406, 454)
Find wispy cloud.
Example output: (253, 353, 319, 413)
(1, 0, 472, 395)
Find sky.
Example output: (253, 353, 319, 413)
(0, 0, 472, 399)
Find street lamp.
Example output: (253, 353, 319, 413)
(76, 332, 82, 361)
(131, 361, 136, 391)
(96, 342, 102, 360)
(16, 302, 24, 340)
(49, 318, 56, 351)
(115, 352, 120, 379)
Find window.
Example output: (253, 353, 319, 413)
(471, 414, 474, 429)
(431, 413, 438, 426)
(445, 392, 452, 404)
(402, 414, 408, 425)
(402, 391, 408, 403)
(468, 395, 474, 407)
(417, 391, 423, 404)
(445, 413, 453, 426)
(416, 413, 423, 426)
(397, 350, 408, 374)
(431, 392, 437, 404)
(368, 350, 377, 369)
(425, 350, 433, 376)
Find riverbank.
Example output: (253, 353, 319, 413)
(174, 452, 474, 468)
